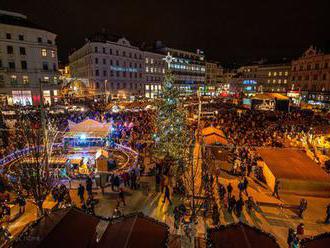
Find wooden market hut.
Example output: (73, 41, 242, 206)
(207, 222, 280, 248)
(202, 126, 228, 146)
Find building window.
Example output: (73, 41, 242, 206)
(268, 72, 271, 77)
(95, 58, 98, 64)
(313, 75, 318, 80)
(11, 75, 17, 83)
(278, 79, 281, 84)
(7, 46, 14, 54)
(94, 47, 98, 53)
(19, 47, 26, 55)
(23, 76, 29, 84)
(110, 60, 113, 65)
(38, 37, 42, 43)
(18, 34, 24, 41)
(6, 33, 11, 39)
(43, 76, 49, 82)
(103, 58, 106, 65)
(273, 79, 276, 83)
(103, 47, 106, 54)
(324, 62, 328, 69)
(116, 61, 119, 66)
(42, 62, 49, 70)
(47, 40, 52, 44)
(279, 72, 282, 76)
(53, 63, 57, 71)
(129, 52, 132, 58)
(323, 74, 327, 80)
(103, 70, 107, 76)
(123, 51, 126, 57)
(146, 66, 149, 72)
(284, 79, 287, 84)
(284, 71, 288, 76)
(305, 75, 309, 80)
(109, 49, 112, 55)
(123, 71, 126, 77)
(116, 71, 119, 77)
(274, 72, 277, 76)
(41, 49, 47, 57)
(315, 63, 320, 70)
(51, 50, 56, 58)
(116, 50, 119, 56)
(95, 69, 99, 76)
(146, 58, 149, 64)
(21, 61, 27, 70)
(8, 62, 15, 69)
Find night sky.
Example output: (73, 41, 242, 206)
(2, 0, 330, 66)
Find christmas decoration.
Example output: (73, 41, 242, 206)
(153, 68, 191, 175)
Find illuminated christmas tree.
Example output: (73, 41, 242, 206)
(154, 54, 192, 175)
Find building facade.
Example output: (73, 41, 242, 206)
(155, 43, 206, 96)
(143, 51, 166, 98)
(256, 63, 290, 93)
(236, 63, 290, 94)
(69, 33, 145, 100)
(205, 62, 224, 96)
(0, 10, 59, 105)
(290, 46, 330, 103)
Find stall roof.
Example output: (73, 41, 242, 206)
(252, 93, 289, 101)
(207, 222, 280, 248)
(65, 119, 111, 138)
(202, 126, 228, 145)
(95, 213, 169, 248)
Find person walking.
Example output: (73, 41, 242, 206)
(86, 177, 93, 197)
(325, 203, 330, 224)
(243, 177, 249, 196)
(17, 194, 26, 214)
(77, 184, 85, 203)
(273, 179, 280, 199)
(298, 198, 307, 219)
(235, 197, 244, 218)
(227, 183, 233, 200)
(162, 185, 172, 205)
(117, 188, 126, 207)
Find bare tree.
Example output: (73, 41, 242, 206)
(8, 109, 56, 216)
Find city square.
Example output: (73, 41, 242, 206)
(0, 1, 330, 247)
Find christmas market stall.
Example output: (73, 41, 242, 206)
(301, 232, 330, 248)
(207, 222, 280, 248)
(63, 119, 112, 148)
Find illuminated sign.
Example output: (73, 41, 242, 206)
(110, 66, 138, 72)
(243, 80, 257, 85)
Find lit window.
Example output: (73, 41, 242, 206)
(284, 71, 288, 76)
(41, 49, 47, 57)
(150, 67, 154, 73)
(274, 72, 277, 76)
(273, 79, 276, 83)
(146, 85, 150, 90)
(268, 72, 271, 77)
(23, 76, 29, 84)
(150, 59, 154, 64)
(267, 79, 270, 83)
(162, 68, 165, 74)
(279, 72, 282, 76)
(43, 76, 49, 82)
(51, 50, 55, 58)
(284, 79, 287, 84)
(146, 66, 149, 72)
(278, 79, 281, 84)
(145, 58, 149, 63)
(11, 75, 17, 83)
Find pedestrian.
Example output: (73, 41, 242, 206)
(86, 177, 93, 197)
(227, 183, 233, 199)
(243, 177, 249, 196)
(298, 198, 307, 219)
(162, 185, 172, 205)
(273, 179, 280, 199)
(235, 197, 244, 218)
(17, 194, 26, 214)
(296, 223, 304, 235)
(287, 228, 295, 248)
(212, 204, 220, 226)
(228, 195, 236, 214)
(117, 188, 126, 207)
(325, 204, 330, 224)
(77, 183, 85, 203)
(238, 181, 245, 198)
